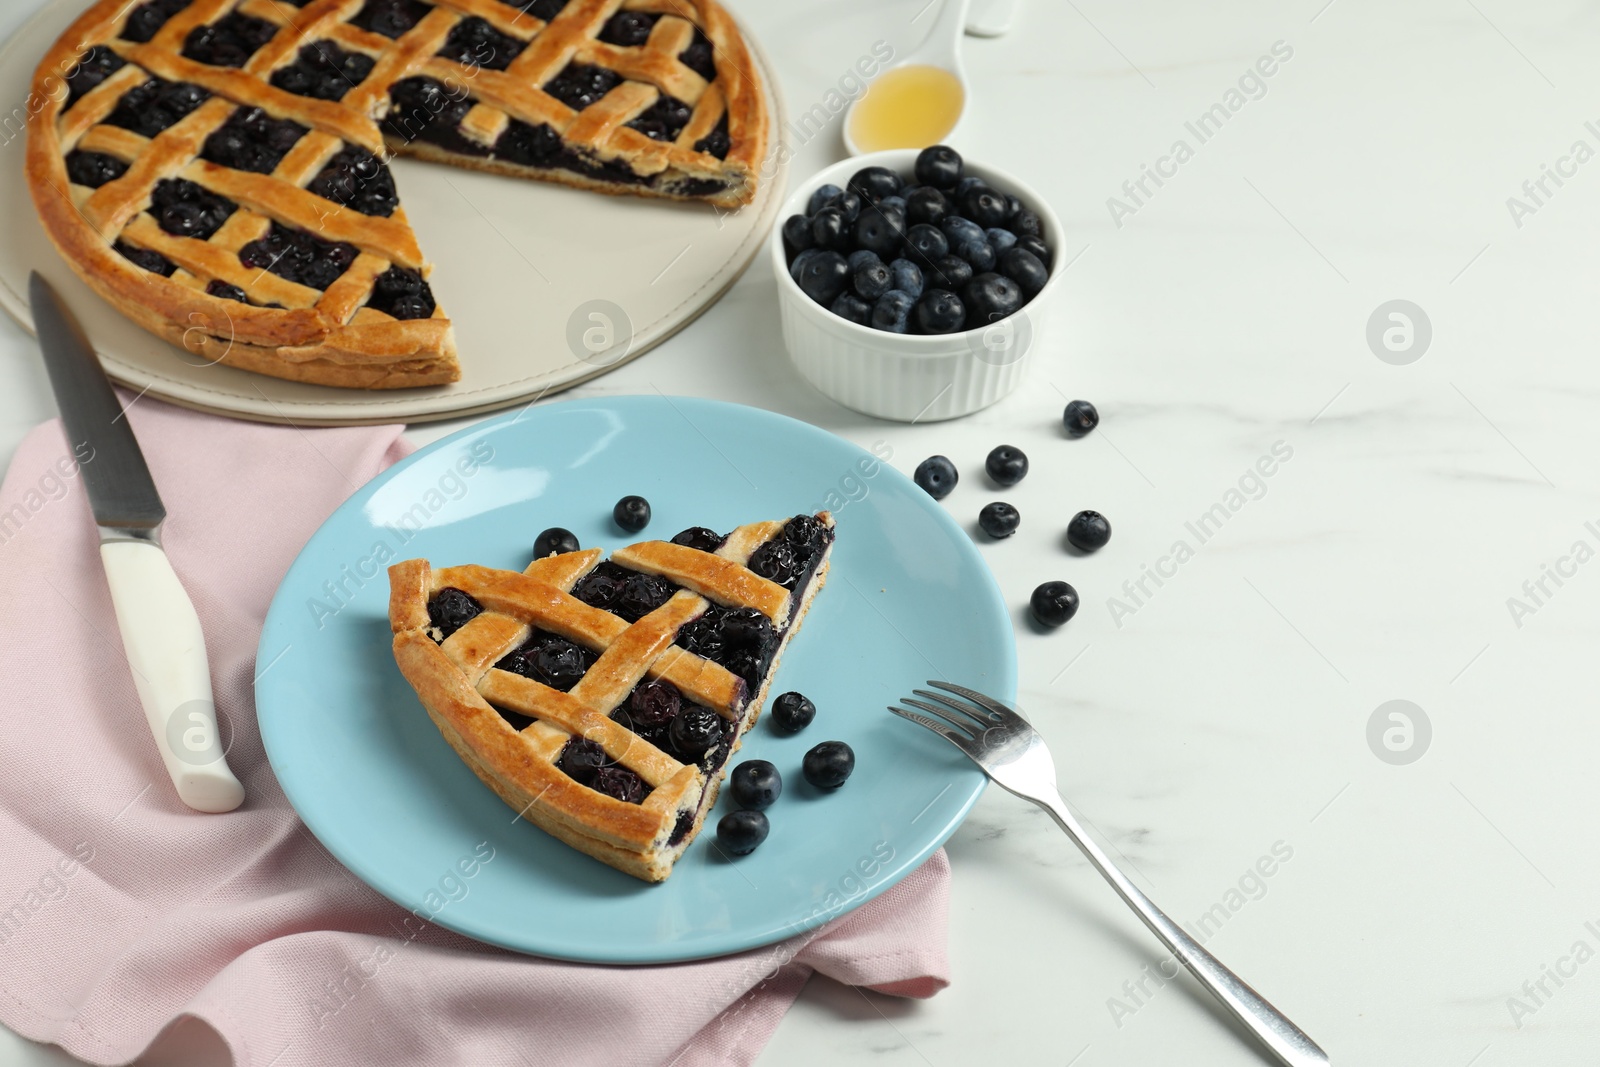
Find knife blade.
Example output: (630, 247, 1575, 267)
(30, 272, 244, 814)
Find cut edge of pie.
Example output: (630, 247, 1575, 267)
(25, 0, 770, 390)
(387, 512, 833, 882)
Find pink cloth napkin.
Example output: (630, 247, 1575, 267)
(0, 395, 950, 1067)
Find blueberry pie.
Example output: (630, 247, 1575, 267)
(27, 0, 769, 389)
(387, 512, 833, 881)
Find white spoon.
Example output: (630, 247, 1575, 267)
(844, 0, 972, 156)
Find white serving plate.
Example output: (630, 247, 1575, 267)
(0, 1, 786, 425)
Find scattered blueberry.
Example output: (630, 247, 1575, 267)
(613, 495, 651, 533)
(985, 445, 1028, 487)
(717, 809, 770, 855)
(802, 741, 855, 789)
(914, 455, 958, 499)
(914, 144, 962, 189)
(914, 289, 965, 334)
(1063, 399, 1099, 437)
(533, 527, 579, 558)
(1067, 510, 1111, 552)
(979, 502, 1021, 538)
(729, 760, 782, 810)
(807, 183, 843, 215)
(1030, 581, 1080, 628)
(870, 289, 915, 333)
(848, 165, 901, 204)
(829, 291, 872, 325)
(770, 691, 816, 732)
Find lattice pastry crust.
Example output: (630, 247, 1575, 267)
(26, 0, 769, 389)
(388, 513, 831, 882)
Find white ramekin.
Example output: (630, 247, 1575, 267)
(771, 149, 1064, 422)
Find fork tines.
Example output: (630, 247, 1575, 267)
(889, 680, 1022, 748)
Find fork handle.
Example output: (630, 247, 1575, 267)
(1035, 792, 1328, 1067)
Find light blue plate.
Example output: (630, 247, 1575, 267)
(257, 397, 1013, 963)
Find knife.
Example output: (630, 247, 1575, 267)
(29, 272, 244, 814)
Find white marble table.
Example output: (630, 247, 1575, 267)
(5, 0, 1600, 1064)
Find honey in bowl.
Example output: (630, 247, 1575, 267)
(847, 65, 965, 152)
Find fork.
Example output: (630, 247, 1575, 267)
(892, 681, 1329, 1067)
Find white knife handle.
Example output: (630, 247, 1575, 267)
(100, 540, 245, 813)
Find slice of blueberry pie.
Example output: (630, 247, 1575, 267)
(387, 513, 833, 882)
(26, 0, 769, 389)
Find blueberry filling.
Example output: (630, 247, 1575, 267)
(570, 561, 678, 622)
(181, 12, 276, 67)
(366, 265, 436, 320)
(627, 95, 692, 142)
(490, 119, 650, 184)
(495, 630, 597, 691)
(670, 527, 724, 553)
(426, 587, 481, 638)
(678, 29, 716, 81)
(148, 177, 236, 240)
(307, 144, 397, 216)
(114, 240, 176, 276)
(599, 11, 658, 46)
(517, 0, 569, 22)
(238, 223, 358, 290)
(542, 63, 619, 111)
(103, 78, 210, 138)
(493, 704, 536, 731)
(205, 279, 248, 302)
(492, 119, 561, 166)
(667, 808, 696, 846)
(556, 738, 647, 803)
(672, 178, 728, 198)
(65, 149, 127, 188)
(201, 106, 308, 173)
(436, 16, 525, 71)
(270, 43, 375, 101)
(384, 76, 488, 156)
(675, 604, 775, 691)
(64, 46, 126, 107)
(350, 0, 432, 39)
(119, 0, 192, 43)
(693, 114, 730, 159)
